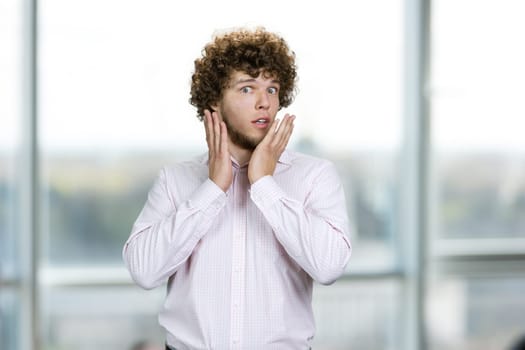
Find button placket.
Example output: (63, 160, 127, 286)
(229, 167, 247, 349)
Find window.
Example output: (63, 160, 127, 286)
(431, 0, 525, 240)
(41, 286, 165, 349)
(0, 0, 23, 349)
(0, 0, 22, 281)
(428, 1, 525, 349)
(7, 1, 524, 349)
(427, 276, 525, 350)
(38, 1, 403, 349)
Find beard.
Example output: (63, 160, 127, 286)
(220, 108, 263, 151)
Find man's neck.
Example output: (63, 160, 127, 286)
(228, 141, 253, 167)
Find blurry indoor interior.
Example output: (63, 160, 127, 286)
(1, 0, 525, 349)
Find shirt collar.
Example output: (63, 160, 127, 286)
(277, 150, 292, 165)
(200, 149, 293, 166)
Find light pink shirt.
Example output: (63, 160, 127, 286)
(123, 150, 352, 350)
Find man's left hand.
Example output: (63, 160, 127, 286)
(248, 114, 295, 184)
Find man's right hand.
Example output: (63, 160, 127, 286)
(204, 109, 233, 192)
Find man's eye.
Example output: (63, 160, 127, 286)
(268, 87, 278, 94)
(241, 86, 252, 93)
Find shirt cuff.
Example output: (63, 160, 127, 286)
(249, 175, 286, 208)
(187, 178, 227, 216)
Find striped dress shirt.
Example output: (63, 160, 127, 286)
(123, 150, 352, 350)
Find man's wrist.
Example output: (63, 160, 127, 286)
(248, 172, 265, 185)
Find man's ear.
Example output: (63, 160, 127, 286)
(209, 104, 224, 121)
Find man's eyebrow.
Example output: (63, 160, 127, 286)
(234, 78, 257, 85)
(233, 78, 280, 85)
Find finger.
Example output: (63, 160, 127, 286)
(257, 118, 277, 146)
(280, 115, 296, 148)
(270, 118, 284, 144)
(214, 108, 227, 154)
(272, 114, 294, 146)
(220, 121, 228, 155)
(204, 110, 214, 152)
(212, 111, 221, 153)
(273, 118, 281, 132)
(283, 115, 295, 135)
(279, 121, 294, 150)
(277, 114, 293, 132)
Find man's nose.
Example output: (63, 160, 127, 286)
(256, 91, 270, 110)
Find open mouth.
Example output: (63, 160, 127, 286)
(252, 117, 270, 127)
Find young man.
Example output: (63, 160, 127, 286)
(123, 27, 352, 350)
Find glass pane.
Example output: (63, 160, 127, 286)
(288, 0, 403, 272)
(40, 154, 171, 265)
(38, 1, 404, 349)
(431, 0, 525, 238)
(329, 153, 400, 272)
(427, 276, 525, 350)
(42, 286, 165, 350)
(0, 290, 20, 350)
(0, 0, 22, 280)
(312, 279, 402, 349)
(39, 0, 194, 266)
(40, 0, 402, 271)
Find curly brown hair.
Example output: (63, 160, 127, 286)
(190, 27, 297, 121)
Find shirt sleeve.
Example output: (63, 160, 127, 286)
(249, 161, 352, 285)
(122, 167, 227, 289)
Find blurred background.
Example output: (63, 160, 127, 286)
(1, 0, 525, 349)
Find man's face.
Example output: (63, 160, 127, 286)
(214, 70, 280, 151)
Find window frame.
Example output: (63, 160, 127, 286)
(13, 1, 525, 350)
(15, 0, 425, 349)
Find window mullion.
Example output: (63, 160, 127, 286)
(401, 0, 431, 349)
(20, 0, 40, 349)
